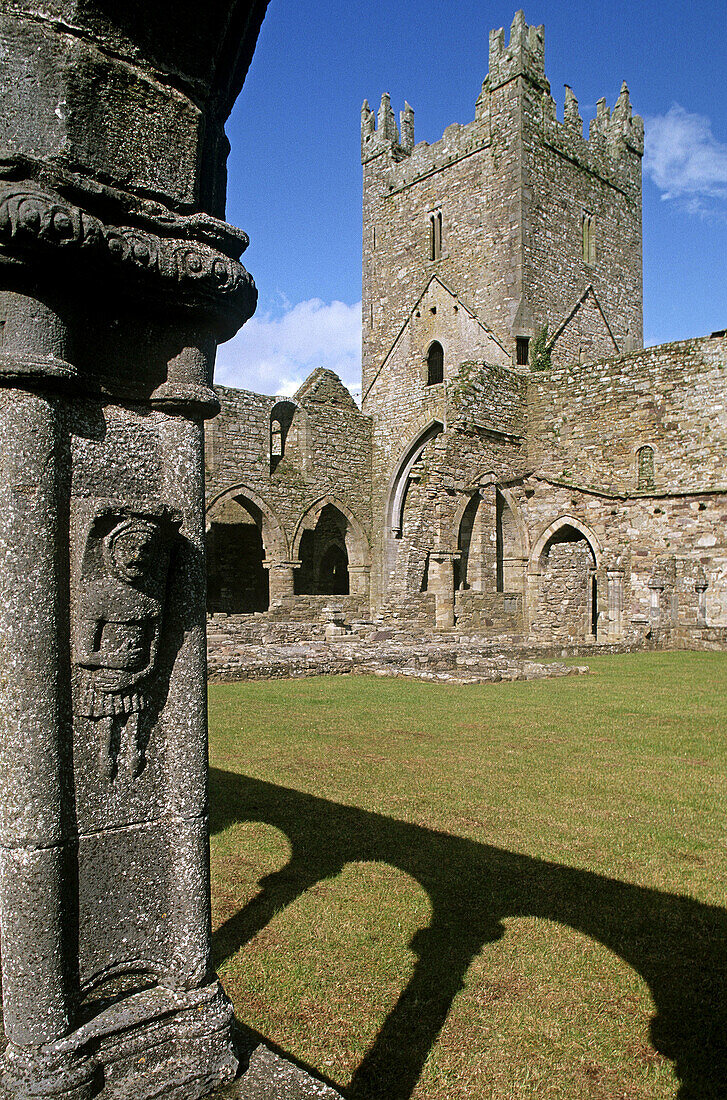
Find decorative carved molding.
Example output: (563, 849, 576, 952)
(0, 183, 257, 332)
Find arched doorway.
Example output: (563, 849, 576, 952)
(206, 489, 287, 614)
(530, 519, 600, 640)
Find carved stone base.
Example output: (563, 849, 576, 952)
(1, 982, 238, 1100)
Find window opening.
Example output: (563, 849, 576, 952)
(637, 445, 655, 490)
(429, 210, 442, 260)
(269, 400, 296, 472)
(582, 213, 595, 264)
(427, 341, 444, 385)
(516, 336, 530, 366)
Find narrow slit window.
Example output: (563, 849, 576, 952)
(271, 420, 282, 457)
(516, 336, 530, 366)
(427, 341, 444, 385)
(429, 210, 442, 260)
(582, 213, 595, 264)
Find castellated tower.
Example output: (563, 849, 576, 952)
(360, 10, 644, 410)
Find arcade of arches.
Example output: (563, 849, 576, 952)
(206, 494, 368, 616)
(204, 335, 727, 644)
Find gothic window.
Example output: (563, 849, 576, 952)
(637, 445, 655, 489)
(269, 400, 296, 472)
(427, 341, 444, 385)
(516, 336, 530, 365)
(429, 210, 443, 261)
(582, 213, 595, 264)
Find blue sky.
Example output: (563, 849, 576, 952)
(217, 0, 727, 399)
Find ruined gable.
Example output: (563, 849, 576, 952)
(295, 368, 359, 409)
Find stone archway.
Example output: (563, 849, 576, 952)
(205, 486, 288, 614)
(528, 517, 602, 640)
(292, 497, 370, 600)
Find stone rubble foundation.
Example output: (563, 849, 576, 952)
(208, 617, 592, 685)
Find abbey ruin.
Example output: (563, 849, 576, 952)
(206, 12, 727, 648)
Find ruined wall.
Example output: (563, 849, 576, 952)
(206, 372, 373, 552)
(528, 335, 727, 491)
(366, 357, 528, 610)
(508, 477, 727, 633)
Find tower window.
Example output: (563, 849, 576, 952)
(516, 336, 530, 365)
(637, 445, 655, 489)
(429, 210, 443, 261)
(582, 213, 595, 264)
(427, 341, 444, 385)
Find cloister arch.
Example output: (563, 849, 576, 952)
(529, 516, 602, 639)
(530, 515, 602, 574)
(206, 483, 289, 560)
(291, 496, 370, 598)
(452, 482, 529, 594)
(205, 485, 288, 613)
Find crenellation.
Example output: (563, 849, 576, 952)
(486, 11, 547, 92)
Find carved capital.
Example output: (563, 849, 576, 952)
(0, 182, 257, 338)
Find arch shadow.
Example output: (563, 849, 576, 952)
(210, 770, 727, 1100)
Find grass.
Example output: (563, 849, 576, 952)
(208, 652, 727, 1099)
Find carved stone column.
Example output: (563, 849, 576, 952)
(0, 4, 268, 1098)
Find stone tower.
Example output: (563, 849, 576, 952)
(360, 10, 644, 409)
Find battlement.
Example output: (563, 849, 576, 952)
(487, 10, 547, 92)
(541, 80, 644, 188)
(361, 94, 415, 163)
(362, 12, 643, 192)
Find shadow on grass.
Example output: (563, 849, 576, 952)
(210, 769, 727, 1100)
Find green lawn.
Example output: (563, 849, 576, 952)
(208, 652, 727, 1100)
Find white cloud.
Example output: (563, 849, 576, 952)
(215, 297, 362, 401)
(645, 105, 727, 212)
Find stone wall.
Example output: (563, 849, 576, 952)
(528, 335, 727, 492)
(205, 370, 373, 608)
(201, 15, 725, 645)
(361, 11, 643, 412)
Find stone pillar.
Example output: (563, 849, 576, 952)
(0, 3, 268, 1098)
(264, 559, 300, 602)
(348, 564, 371, 600)
(607, 569, 625, 639)
(429, 552, 458, 631)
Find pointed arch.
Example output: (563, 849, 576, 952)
(385, 419, 444, 538)
(206, 483, 289, 560)
(530, 515, 602, 574)
(291, 496, 370, 570)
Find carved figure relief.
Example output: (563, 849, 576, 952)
(73, 505, 181, 780)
